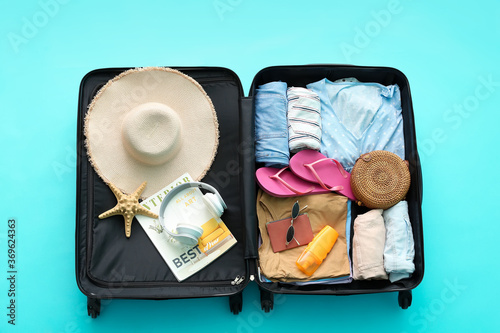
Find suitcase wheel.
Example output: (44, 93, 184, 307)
(87, 297, 101, 318)
(229, 292, 243, 315)
(398, 290, 412, 310)
(259, 288, 274, 313)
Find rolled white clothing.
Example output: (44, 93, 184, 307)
(287, 87, 322, 153)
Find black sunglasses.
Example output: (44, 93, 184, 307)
(286, 201, 307, 246)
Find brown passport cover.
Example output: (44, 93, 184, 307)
(265, 214, 314, 253)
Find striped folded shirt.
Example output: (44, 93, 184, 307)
(287, 87, 322, 153)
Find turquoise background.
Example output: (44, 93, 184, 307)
(1, 0, 499, 332)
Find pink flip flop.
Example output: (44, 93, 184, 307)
(256, 167, 331, 198)
(289, 150, 356, 200)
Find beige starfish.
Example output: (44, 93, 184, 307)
(98, 181, 158, 238)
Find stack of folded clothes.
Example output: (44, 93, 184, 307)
(254, 78, 415, 286)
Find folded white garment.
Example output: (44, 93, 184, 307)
(353, 209, 388, 280)
(287, 87, 322, 153)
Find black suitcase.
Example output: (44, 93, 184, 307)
(75, 65, 424, 318)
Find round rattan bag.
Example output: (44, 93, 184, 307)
(350, 150, 410, 209)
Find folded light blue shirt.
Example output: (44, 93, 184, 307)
(307, 78, 405, 171)
(254, 81, 289, 168)
(383, 201, 415, 282)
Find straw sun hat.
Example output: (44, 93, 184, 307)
(84, 67, 219, 198)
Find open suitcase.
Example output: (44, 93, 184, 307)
(75, 65, 424, 318)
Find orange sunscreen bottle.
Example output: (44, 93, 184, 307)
(296, 225, 339, 276)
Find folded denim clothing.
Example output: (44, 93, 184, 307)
(257, 189, 351, 282)
(287, 87, 321, 153)
(307, 79, 405, 172)
(352, 209, 388, 280)
(255, 81, 289, 168)
(383, 201, 415, 282)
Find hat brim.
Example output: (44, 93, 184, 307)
(84, 67, 219, 198)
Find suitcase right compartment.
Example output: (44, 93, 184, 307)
(247, 65, 424, 309)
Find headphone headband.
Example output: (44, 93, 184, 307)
(158, 181, 223, 219)
(158, 182, 226, 246)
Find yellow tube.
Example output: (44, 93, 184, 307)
(296, 225, 339, 276)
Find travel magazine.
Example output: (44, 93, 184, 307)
(135, 173, 237, 281)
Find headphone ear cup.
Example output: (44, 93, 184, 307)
(203, 193, 225, 217)
(172, 233, 199, 246)
(176, 223, 204, 239)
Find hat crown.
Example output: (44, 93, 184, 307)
(121, 102, 182, 166)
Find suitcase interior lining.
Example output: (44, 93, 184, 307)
(77, 68, 247, 289)
(249, 65, 424, 294)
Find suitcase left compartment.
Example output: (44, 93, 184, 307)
(75, 67, 249, 317)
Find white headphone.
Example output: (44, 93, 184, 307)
(158, 182, 227, 246)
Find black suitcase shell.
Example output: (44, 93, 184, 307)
(247, 65, 424, 311)
(75, 65, 423, 317)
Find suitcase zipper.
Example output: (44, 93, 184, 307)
(231, 275, 245, 285)
(86, 167, 95, 266)
(195, 76, 235, 83)
(191, 75, 244, 95)
(88, 275, 247, 288)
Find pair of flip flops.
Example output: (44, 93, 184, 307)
(256, 150, 356, 200)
